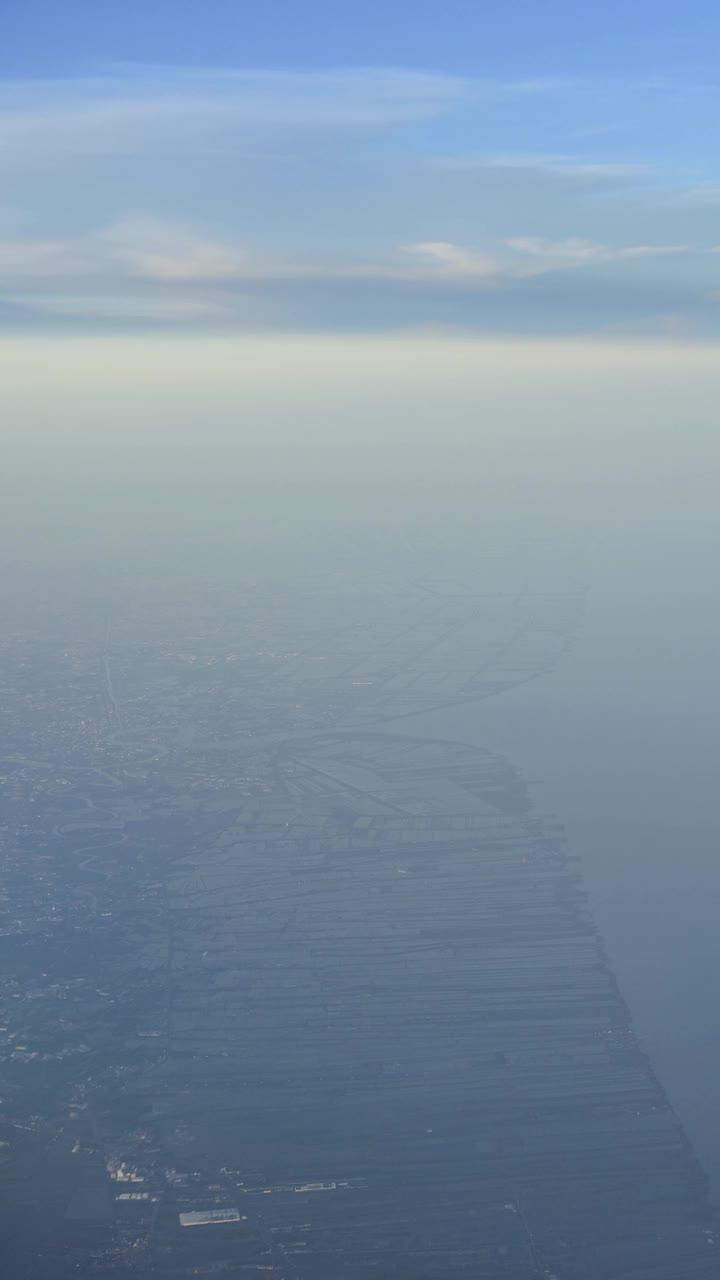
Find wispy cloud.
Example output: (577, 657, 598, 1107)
(670, 183, 720, 207)
(1, 63, 719, 336)
(433, 152, 648, 184)
(401, 242, 506, 281)
(0, 65, 664, 175)
(0, 67, 472, 176)
(505, 237, 688, 264)
(0, 66, 576, 170)
(0, 221, 691, 294)
(0, 217, 702, 338)
(98, 220, 275, 283)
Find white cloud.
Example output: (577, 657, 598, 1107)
(505, 237, 688, 264)
(433, 153, 648, 183)
(98, 220, 266, 282)
(0, 66, 613, 176)
(0, 67, 475, 170)
(0, 222, 293, 286)
(0, 223, 525, 292)
(402, 241, 505, 281)
(0, 225, 506, 296)
(674, 184, 720, 207)
(0, 219, 704, 334)
(0, 238, 83, 277)
(95, 222, 508, 285)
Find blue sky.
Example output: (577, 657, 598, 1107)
(3, 0, 720, 336)
(4, 0, 720, 81)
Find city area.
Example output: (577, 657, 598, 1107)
(0, 531, 716, 1277)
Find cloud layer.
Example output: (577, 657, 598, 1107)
(1, 64, 720, 334)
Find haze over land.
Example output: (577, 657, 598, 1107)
(3, 335, 720, 1276)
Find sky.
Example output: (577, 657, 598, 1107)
(3, 0, 720, 336)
